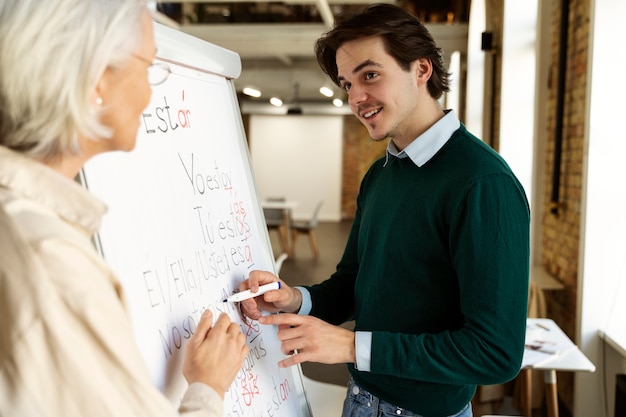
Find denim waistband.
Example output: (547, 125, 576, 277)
(345, 378, 472, 417)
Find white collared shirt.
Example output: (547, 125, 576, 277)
(384, 109, 461, 167)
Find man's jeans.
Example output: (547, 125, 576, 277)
(341, 378, 472, 417)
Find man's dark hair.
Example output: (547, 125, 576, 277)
(314, 3, 451, 99)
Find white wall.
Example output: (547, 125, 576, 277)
(249, 115, 343, 222)
(499, 0, 538, 204)
(575, 0, 626, 415)
(465, 0, 485, 138)
(444, 51, 460, 112)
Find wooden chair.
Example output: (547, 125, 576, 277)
(263, 197, 289, 253)
(289, 200, 323, 258)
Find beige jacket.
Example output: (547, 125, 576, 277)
(0, 146, 222, 417)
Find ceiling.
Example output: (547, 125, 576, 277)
(152, 0, 470, 114)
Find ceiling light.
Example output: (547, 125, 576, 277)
(270, 97, 283, 107)
(319, 86, 334, 97)
(332, 98, 344, 107)
(242, 87, 261, 98)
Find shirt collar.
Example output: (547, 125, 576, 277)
(0, 146, 107, 234)
(384, 109, 461, 167)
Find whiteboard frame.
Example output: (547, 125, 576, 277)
(82, 22, 312, 417)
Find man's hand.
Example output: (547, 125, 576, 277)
(239, 270, 302, 320)
(259, 313, 355, 368)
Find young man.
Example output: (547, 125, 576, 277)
(241, 4, 530, 417)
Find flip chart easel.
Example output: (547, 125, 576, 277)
(80, 22, 312, 417)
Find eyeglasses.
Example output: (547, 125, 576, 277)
(132, 53, 171, 86)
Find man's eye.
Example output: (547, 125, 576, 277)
(365, 72, 377, 80)
(342, 83, 351, 92)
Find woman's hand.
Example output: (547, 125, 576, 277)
(183, 310, 249, 398)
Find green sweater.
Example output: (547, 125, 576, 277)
(306, 126, 530, 416)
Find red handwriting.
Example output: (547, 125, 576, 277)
(240, 369, 260, 406)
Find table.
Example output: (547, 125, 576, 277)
(261, 200, 300, 211)
(261, 200, 299, 253)
(521, 318, 596, 417)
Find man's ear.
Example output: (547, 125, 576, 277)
(415, 58, 433, 85)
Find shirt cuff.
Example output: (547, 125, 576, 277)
(355, 331, 372, 372)
(294, 286, 312, 315)
(179, 382, 223, 415)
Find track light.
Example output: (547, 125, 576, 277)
(270, 97, 283, 107)
(242, 87, 261, 97)
(319, 86, 334, 97)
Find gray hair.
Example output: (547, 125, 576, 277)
(0, 0, 148, 160)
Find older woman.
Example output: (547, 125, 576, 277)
(0, 1, 248, 416)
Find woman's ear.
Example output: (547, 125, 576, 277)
(93, 66, 115, 107)
(92, 74, 105, 108)
(90, 91, 103, 107)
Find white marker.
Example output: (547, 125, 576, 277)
(223, 282, 281, 303)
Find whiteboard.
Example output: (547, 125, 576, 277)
(81, 23, 311, 417)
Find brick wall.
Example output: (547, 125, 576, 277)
(540, 0, 590, 412)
